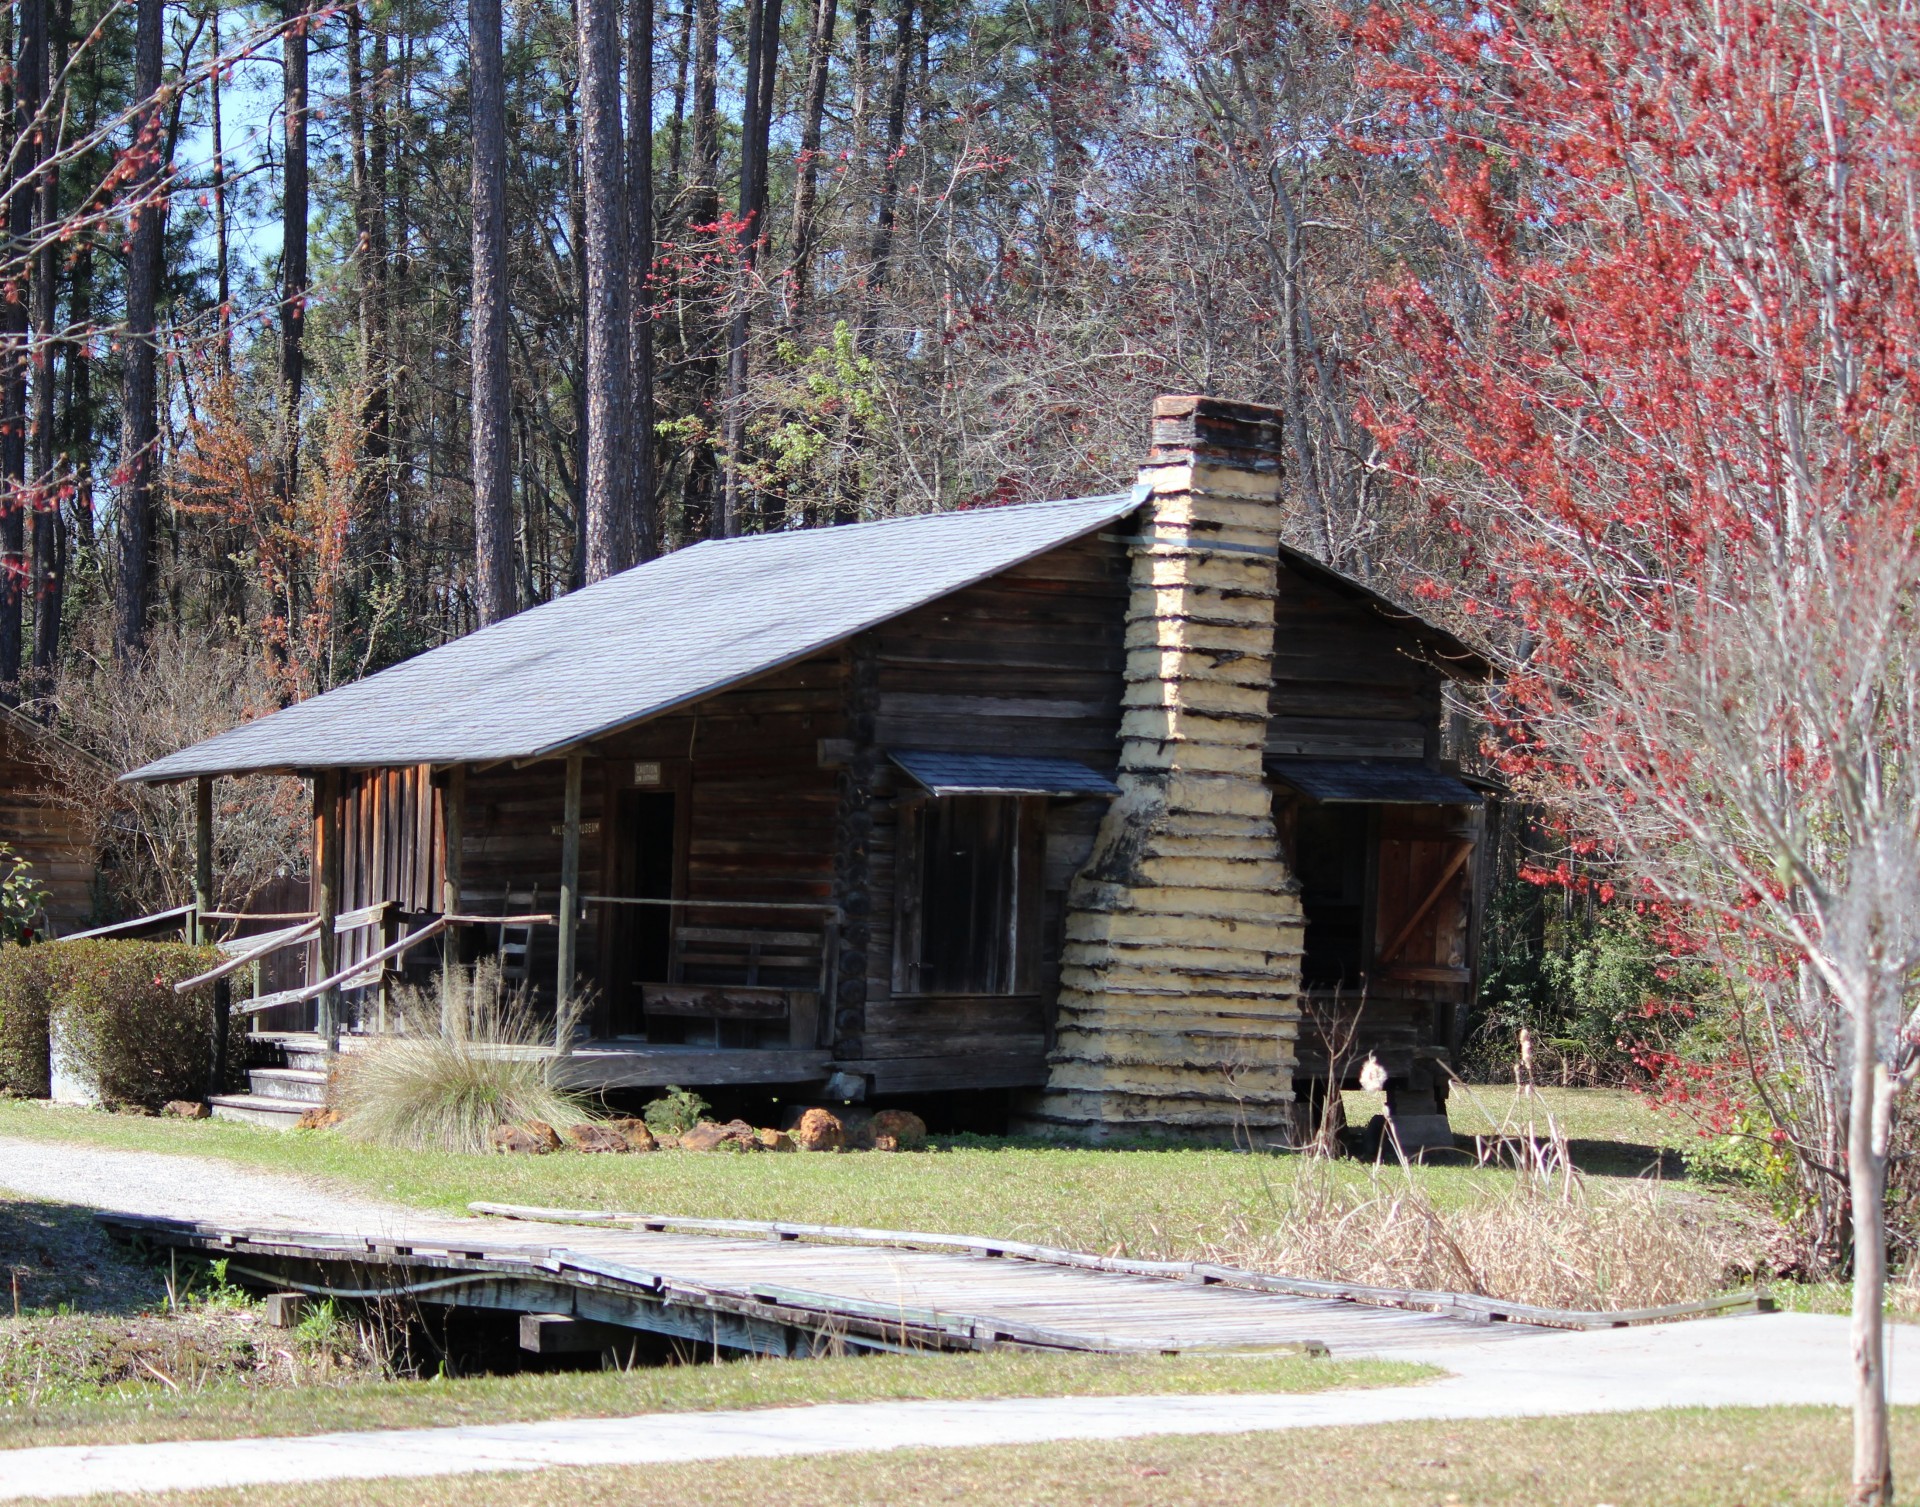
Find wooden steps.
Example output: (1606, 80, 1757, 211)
(206, 1092, 312, 1129)
(209, 1034, 339, 1128)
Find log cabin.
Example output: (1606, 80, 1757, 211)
(125, 395, 1491, 1144)
(0, 708, 99, 935)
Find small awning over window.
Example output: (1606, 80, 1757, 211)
(890, 749, 1121, 799)
(1268, 757, 1483, 806)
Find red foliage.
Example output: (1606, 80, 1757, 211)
(1355, 0, 1920, 1268)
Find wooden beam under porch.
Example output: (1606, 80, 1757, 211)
(547, 1044, 833, 1091)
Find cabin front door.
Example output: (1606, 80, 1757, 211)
(605, 787, 678, 1035)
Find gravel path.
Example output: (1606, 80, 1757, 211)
(0, 1134, 420, 1234)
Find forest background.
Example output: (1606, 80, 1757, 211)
(0, 0, 1644, 1077)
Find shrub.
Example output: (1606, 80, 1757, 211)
(335, 963, 593, 1153)
(0, 842, 50, 944)
(0, 943, 56, 1096)
(642, 1085, 711, 1138)
(48, 940, 232, 1109)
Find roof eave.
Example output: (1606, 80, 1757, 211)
(118, 487, 1154, 784)
(520, 484, 1152, 763)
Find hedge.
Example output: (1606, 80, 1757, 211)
(0, 942, 54, 1096)
(0, 939, 236, 1108)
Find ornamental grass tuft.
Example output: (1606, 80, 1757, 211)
(334, 962, 592, 1154)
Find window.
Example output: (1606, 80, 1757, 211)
(896, 795, 1033, 995)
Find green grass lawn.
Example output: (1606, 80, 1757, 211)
(1, 1349, 1431, 1452)
(0, 1094, 1692, 1264)
(51, 1406, 1920, 1507)
(1348, 1082, 1697, 1150)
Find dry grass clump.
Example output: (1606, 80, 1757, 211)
(334, 964, 592, 1154)
(1204, 1051, 1765, 1312)
(1209, 1165, 1755, 1310)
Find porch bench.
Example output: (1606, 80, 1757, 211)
(642, 925, 826, 1050)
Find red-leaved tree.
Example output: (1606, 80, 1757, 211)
(1359, 0, 1920, 1498)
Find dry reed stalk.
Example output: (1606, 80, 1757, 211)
(1202, 1163, 1763, 1311)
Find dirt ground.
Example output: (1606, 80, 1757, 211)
(1, 1194, 382, 1410)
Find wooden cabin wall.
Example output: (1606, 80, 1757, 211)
(0, 725, 95, 932)
(1268, 565, 1445, 760)
(321, 765, 446, 1003)
(593, 653, 845, 906)
(458, 763, 607, 995)
(842, 531, 1131, 1088)
(336, 765, 444, 918)
(1291, 801, 1481, 1098)
(593, 653, 847, 1027)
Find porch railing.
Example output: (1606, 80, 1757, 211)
(53, 893, 838, 1060)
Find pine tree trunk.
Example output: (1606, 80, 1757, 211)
(210, 0, 230, 376)
(851, 0, 871, 150)
(681, 0, 720, 540)
(626, 0, 655, 561)
(718, 0, 778, 537)
(281, 0, 309, 485)
(688, 0, 718, 225)
(470, 0, 514, 620)
(1, 0, 37, 695)
(788, 0, 837, 315)
(665, 0, 691, 196)
(578, 0, 632, 581)
(27, 0, 57, 686)
(864, 0, 914, 320)
(64, 231, 92, 560)
(365, 14, 394, 577)
(113, 0, 164, 662)
(1850, 990, 1892, 1506)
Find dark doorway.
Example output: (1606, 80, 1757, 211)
(610, 789, 677, 1035)
(1294, 802, 1374, 989)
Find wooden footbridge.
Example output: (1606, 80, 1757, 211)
(99, 1203, 1771, 1361)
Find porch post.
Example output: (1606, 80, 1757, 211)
(556, 752, 583, 1054)
(439, 765, 465, 1033)
(315, 770, 342, 1051)
(192, 776, 213, 943)
(195, 776, 232, 1098)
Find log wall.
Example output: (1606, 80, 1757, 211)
(1267, 568, 1443, 761)
(0, 722, 94, 933)
(839, 530, 1131, 1087)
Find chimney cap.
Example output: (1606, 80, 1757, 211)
(1148, 394, 1286, 475)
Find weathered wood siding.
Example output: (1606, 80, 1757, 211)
(846, 531, 1131, 1087)
(1267, 565, 1444, 761)
(0, 723, 94, 933)
(592, 653, 844, 907)
(337, 765, 444, 918)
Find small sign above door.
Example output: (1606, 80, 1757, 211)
(633, 761, 663, 786)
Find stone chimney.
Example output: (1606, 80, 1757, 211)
(1023, 395, 1303, 1144)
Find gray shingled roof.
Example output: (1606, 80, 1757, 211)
(890, 750, 1121, 798)
(124, 490, 1149, 783)
(1267, 758, 1482, 805)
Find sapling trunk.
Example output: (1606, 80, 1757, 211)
(1849, 988, 1892, 1506)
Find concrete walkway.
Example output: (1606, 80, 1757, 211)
(1, 1315, 1914, 1500)
(2, 1133, 1913, 1501)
